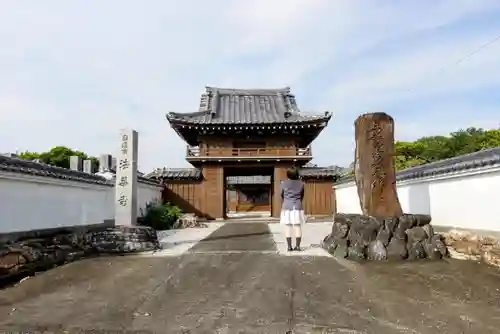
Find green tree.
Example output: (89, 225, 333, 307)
(17, 151, 41, 161)
(19, 146, 99, 170)
(478, 129, 500, 149)
(394, 127, 500, 171)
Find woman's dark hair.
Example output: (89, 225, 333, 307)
(286, 168, 300, 180)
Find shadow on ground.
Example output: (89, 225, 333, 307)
(1, 223, 500, 333)
(189, 222, 277, 252)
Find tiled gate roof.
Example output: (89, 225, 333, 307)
(166, 86, 331, 125)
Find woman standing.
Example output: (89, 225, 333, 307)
(280, 168, 305, 251)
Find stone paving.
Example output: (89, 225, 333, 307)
(1, 222, 500, 333)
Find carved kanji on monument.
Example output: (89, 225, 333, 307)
(115, 129, 138, 226)
(354, 112, 403, 217)
(321, 112, 448, 261)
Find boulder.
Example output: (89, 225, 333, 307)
(348, 242, 366, 260)
(376, 226, 392, 246)
(386, 237, 409, 260)
(408, 241, 427, 260)
(406, 226, 428, 244)
(172, 213, 208, 229)
(367, 240, 387, 260)
(321, 234, 337, 253)
(331, 221, 350, 239)
(332, 238, 348, 258)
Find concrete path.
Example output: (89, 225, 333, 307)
(148, 223, 225, 257)
(150, 221, 333, 257)
(1, 222, 500, 333)
(268, 222, 333, 257)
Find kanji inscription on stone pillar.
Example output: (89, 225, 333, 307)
(354, 112, 403, 217)
(115, 129, 138, 226)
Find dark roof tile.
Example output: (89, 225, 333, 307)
(299, 166, 339, 179)
(335, 147, 500, 185)
(167, 86, 331, 125)
(144, 168, 202, 180)
(145, 166, 339, 181)
(0, 155, 111, 185)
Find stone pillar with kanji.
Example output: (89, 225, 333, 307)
(115, 129, 139, 226)
(354, 112, 402, 217)
(321, 112, 448, 262)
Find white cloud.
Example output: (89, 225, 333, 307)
(1, 0, 500, 170)
(327, 31, 500, 114)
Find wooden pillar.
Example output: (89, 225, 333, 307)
(354, 112, 403, 217)
(272, 167, 287, 218)
(202, 165, 225, 219)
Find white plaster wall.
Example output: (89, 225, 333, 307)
(335, 185, 362, 214)
(425, 169, 500, 231)
(0, 173, 114, 234)
(334, 167, 500, 232)
(137, 182, 163, 216)
(0, 172, 163, 234)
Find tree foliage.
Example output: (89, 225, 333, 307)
(394, 127, 500, 171)
(344, 127, 500, 173)
(139, 201, 182, 230)
(18, 146, 99, 170)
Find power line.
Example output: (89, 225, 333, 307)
(439, 33, 500, 71)
(390, 32, 500, 100)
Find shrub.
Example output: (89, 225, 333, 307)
(140, 202, 182, 230)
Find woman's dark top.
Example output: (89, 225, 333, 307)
(280, 179, 305, 211)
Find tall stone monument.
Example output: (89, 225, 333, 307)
(354, 112, 403, 217)
(321, 112, 447, 261)
(114, 129, 138, 226)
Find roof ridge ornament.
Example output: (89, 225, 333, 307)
(205, 86, 291, 96)
(210, 90, 219, 116)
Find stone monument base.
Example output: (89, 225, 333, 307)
(91, 226, 160, 253)
(322, 213, 448, 261)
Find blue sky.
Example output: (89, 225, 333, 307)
(1, 0, 500, 172)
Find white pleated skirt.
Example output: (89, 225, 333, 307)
(280, 209, 306, 225)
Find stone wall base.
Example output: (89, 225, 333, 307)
(322, 213, 448, 261)
(0, 225, 159, 281)
(442, 229, 500, 267)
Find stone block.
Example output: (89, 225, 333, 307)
(83, 159, 95, 174)
(99, 154, 112, 172)
(69, 156, 83, 171)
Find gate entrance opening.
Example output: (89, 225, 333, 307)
(225, 166, 273, 218)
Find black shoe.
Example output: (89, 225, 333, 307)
(293, 246, 301, 252)
(286, 237, 293, 252)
